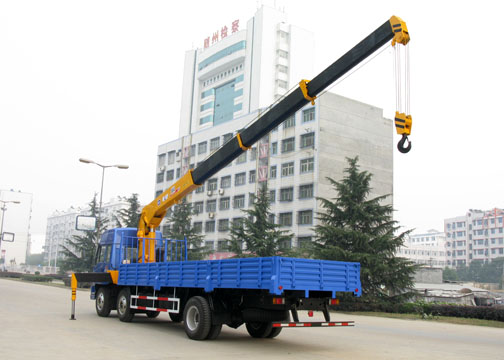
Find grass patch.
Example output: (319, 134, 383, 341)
(340, 311, 504, 328)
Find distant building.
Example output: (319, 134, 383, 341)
(43, 197, 129, 269)
(397, 229, 448, 268)
(155, 6, 394, 253)
(444, 208, 504, 267)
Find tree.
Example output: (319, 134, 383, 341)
(115, 193, 141, 228)
(163, 199, 207, 260)
(59, 194, 108, 272)
(443, 267, 458, 281)
(312, 157, 418, 301)
(227, 183, 293, 257)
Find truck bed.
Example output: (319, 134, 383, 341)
(117, 256, 361, 297)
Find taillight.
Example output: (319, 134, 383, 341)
(272, 297, 285, 305)
(329, 298, 340, 305)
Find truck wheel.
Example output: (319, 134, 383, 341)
(245, 322, 273, 338)
(183, 296, 211, 340)
(95, 287, 112, 317)
(117, 288, 135, 322)
(267, 327, 282, 338)
(169, 312, 183, 323)
(146, 311, 160, 318)
(206, 324, 222, 340)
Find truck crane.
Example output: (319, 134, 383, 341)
(71, 16, 412, 341)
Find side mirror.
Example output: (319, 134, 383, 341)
(1, 232, 15, 242)
(76, 215, 97, 231)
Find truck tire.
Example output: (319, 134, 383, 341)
(267, 327, 282, 338)
(117, 288, 135, 322)
(183, 296, 211, 340)
(146, 311, 160, 318)
(169, 312, 183, 323)
(206, 324, 222, 340)
(95, 287, 112, 317)
(245, 322, 273, 338)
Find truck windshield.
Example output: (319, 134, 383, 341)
(97, 244, 112, 263)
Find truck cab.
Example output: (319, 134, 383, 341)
(93, 228, 163, 272)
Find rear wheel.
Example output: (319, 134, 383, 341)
(183, 296, 211, 340)
(206, 324, 222, 340)
(245, 322, 273, 338)
(169, 312, 183, 323)
(267, 327, 282, 338)
(146, 311, 160, 318)
(117, 288, 135, 322)
(95, 287, 112, 317)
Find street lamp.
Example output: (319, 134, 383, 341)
(79, 158, 129, 240)
(0, 200, 21, 266)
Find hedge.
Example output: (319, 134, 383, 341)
(333, 301, 504, 322)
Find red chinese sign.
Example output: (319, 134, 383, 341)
(204, 20, 240, 49)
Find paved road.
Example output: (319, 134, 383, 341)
(1, 279, 503, 360)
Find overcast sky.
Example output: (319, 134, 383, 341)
(1, 0, 503, 254)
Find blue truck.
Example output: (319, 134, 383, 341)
(71, 16, 411, 340)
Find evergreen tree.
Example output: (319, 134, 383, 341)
(312, 157, 417, 301)
(163, 199, 207, 260)
(227, 183, 293, 257)
(115, 193, 141, 228)
(60, 194, 108, 272)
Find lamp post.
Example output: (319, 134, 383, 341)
(0, 200, 21, 266)
(79, 158, 129, 240)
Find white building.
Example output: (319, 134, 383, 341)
(155, 6, 393, 253)
(43, 197, 129, 267)
(444, 208, 504, 267)
(397, 230, 448, 268)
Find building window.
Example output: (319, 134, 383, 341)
(158, 153, 166, 166)
(223, 133, 233, 143)
(220, 175, 231, 188)
(280, 187, 294, 202)
(236, 152, 247, 164)
(205, 240, 214, 250)
(281, 162, 294, 177)
(217, 240, 228, 251)
(270, 165, 277, 179)
(190, 145, 196, 157)
(250, 147, 257, 161)
(302, 108, 315, 123)
(249, 170, 256, 183)
(198, 141, 207, 155)
(206, 200, 217, 212)
(167, 151, 175, 165)
(277, 64, 288, 73)
(195, 183, 205, 193)
(271, 142, 278, 155)
(283, 115, 295, 129)
(176, 168, 181, 178)
(155, 190, 162, 198)
(277, 49, 289, 59)
(156, 172, 164, 183)
(279, 239, 291, 249)
(166, 170, 174, 181)
(218, 219, 229, 232)
(269, 190, 276, 203)
(281, 137, 295, 153)
(298, 236, 312, 248)
(210, 137, 220, 151)
(219, 197, 230, 211)
(300, 132, 315, 148)
(194, 201, 204, 214)
(299, 184, 314, 199)
(269, 214, 275, 224)
(205, 221, 215, 233)
(207, 178, 218, 191)
(298, 210, 313, 225)
(193, 222, 203, 233)
(233, 195, 245, 209)
(279, 212, 293, 227)
(300, 157, 314, 173)
(235, 172, 246, 186)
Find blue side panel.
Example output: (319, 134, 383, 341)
(117, 257, 361, 296)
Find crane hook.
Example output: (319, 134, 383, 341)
(397, 134, 411, 153)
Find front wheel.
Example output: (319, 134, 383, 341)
(117, 288, 135, 322)
(183, 296, 211, 340)
(95, 287, 112, 317)
(245, 322, 273, 338)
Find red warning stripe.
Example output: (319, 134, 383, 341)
(272, 321, 354, 328)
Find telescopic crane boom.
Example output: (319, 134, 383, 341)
(137, 16, 412, 262)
